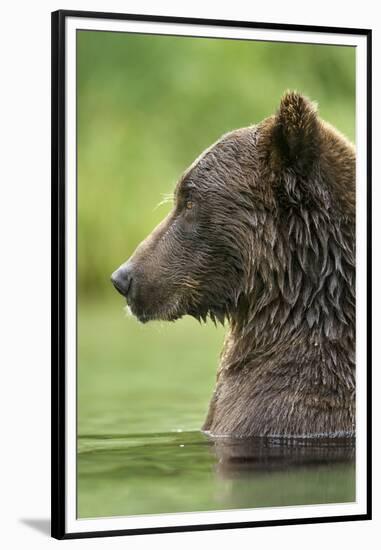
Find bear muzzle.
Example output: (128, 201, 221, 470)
(111, 263, 133, 298)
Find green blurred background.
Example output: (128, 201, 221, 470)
(77, 30, 355, 518)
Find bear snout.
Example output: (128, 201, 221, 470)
(111, 263, 133, 298)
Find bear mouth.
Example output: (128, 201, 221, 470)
(125, 299, 183, 324)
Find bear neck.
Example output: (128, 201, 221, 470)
(223, 206, 355, 371)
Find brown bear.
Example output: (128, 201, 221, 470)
(111, 91, 355, 438)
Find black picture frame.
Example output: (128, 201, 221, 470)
(51, 9, 372, 540)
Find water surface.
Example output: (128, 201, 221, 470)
(77, 431, 355, 518)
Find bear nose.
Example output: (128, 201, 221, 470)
(111, 265, 133, 297)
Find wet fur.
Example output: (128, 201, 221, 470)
(114, 92, 355, 438)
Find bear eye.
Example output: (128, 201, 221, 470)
(185, 200, 193, 210)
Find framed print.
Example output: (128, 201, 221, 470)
(51, 9, 372, 540)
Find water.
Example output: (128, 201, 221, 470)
(77, 431, 355, 518)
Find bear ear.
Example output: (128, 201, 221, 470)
(272, 91, 320, 172)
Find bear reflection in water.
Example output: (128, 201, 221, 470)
(209, 436, 355, 478)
